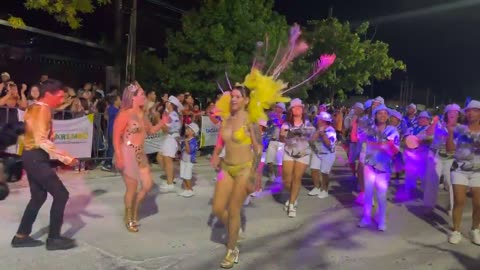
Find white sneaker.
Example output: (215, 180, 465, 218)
(250, 189, 262, 197)
(243, 196, 251, 206)
(288, 204, 296, 218)
(317, 190, 329, 199)
(179, 190, 194, 198)
(160, 184, 175, 192)
(308, 188, 321, 196)
(284, 200, 298, 211)
(377, 221, 387, 231)
(449, 231, 462, 244)
(470, 229, 480, 245)
(438, 183, 445, 190)
(374, 215, 387, 231)
(358, 217, 371, 228)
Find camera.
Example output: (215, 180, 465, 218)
(0, 121, 25, 200)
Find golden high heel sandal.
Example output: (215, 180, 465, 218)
(124, 207, 138, 233)
(132, 204, 140, 228)
(220, 247, 239, 269)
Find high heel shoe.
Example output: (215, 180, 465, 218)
(220, 247, 239, 269)
(132, 204, 140, 228)
(124, 207, 138, 233)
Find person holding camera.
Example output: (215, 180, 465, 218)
(280, 98, 315, 218)
(11, 79, 78, 250)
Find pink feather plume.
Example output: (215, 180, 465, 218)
(281, 53, 336, 94)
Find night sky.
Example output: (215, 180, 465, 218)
(1, 0, 479, 100)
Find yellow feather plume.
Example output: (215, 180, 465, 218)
(243, 69, 290, 123)
(213, 92, 231, 121)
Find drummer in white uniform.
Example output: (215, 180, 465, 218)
(308, 112, 337, 199)
(358, 105, 400, 231)
(265, 103, 286, 182)
(428, 104, 462, 215)
(159, 96, 183, 192)
(403, 111, 432, 195)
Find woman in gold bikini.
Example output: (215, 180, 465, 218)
(209, 23, 336, 268)
(113, 82, 164, 232)
(210, 86, 263, 268)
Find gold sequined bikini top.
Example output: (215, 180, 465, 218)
(124, 119, 144, 146)
(223, 121, 252, 145)
(233, 124, 252, 145)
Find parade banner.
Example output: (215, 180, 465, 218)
(144, 132, 166, 154)
(16, 110, 94, 158)
(200, 116, 219, 148)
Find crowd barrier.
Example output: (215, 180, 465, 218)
(1, 107, 219, 163)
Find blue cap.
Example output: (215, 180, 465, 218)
(364, 99, 373, 109)
(418, 111, 431, 119)
(373, 104, 390, 116)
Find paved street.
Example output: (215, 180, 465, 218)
(1, 149, 479, 270)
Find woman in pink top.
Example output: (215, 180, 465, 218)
(113, 82, 164, 232)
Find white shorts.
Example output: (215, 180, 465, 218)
(266, 141, 284, 165)
(180, 160, 194, 180)
(310, 153, 336, 174)
(161, 135, 178, 158)
(283, 152, 311, 165)
(451, 171, 480, 187)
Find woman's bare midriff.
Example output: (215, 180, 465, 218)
(223, 142, 253, 165)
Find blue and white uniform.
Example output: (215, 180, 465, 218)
(265, 112, 286, 166)
(390, 109, 407, 174)
(310, 126, 337, 174)
(180, 137, 197, 180)
(358, 114, 374, 164)
(161, 110, 182, 158)
(359, 117, 400, 230)
(403, 123, 430, 191)
(427, 120, 457, 210)
(404, 115, 417, 129)
(451, 124, 480, 187)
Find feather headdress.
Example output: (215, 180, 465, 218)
(215, 23, 336, 123)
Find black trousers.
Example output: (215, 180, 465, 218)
(17, 149, 69, 238)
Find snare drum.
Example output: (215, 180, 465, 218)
(405, 135, 420, 149)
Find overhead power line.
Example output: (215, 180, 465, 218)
(145, 0, 185, 14)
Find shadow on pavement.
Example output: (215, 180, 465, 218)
(208, 206, 248, 246)
(191, 213, 363, 270)
(139, 183, 160, 220)
(406, 205, 449, 235)
(30, 189, 106, 239)
(408, 241, 480, 270)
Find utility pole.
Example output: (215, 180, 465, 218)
(328, 6, 334, 18)
(400, 80, 404, 106)
(112, 0, 123, 88)
(409, 81, 414, 104)
(126, 0, 137, 83)
(426, 88, 430, 108)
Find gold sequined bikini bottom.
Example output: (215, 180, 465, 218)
(221, 160, 252, 178)
(128, 143, 148, 168)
